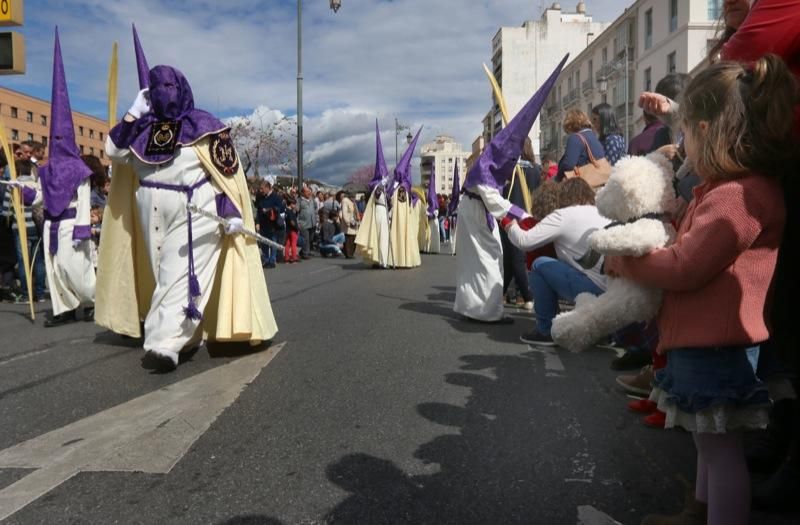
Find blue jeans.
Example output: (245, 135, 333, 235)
(14, 230, 46, 299)
(260, 230, 279, 266)
(529, 256, 603, 335)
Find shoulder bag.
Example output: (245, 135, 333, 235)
(564, 132, 612, 189)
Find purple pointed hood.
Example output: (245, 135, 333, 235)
(38, 28, 93, 217)
(426, 164, 437, 218)
(465, 54, 568, 191)
(391, 126, 422, 197)
(447, 162, 460, 217)
(108, 65, 228, 165)
(132, 24, 150, 90)
(368, 120, 389, 194)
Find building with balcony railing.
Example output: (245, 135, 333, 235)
(420, 135, 469, 195)
(539, 0, 719, 162)
(481, 2, 610, 157)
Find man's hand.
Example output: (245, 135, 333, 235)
(127, 88, 151, 119)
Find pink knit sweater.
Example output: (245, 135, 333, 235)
(608, 174, 785, 352)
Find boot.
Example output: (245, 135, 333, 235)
(746, 399, 794, 473)
(641, 491, 707, 525)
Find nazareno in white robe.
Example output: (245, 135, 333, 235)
(427, 212, 440, 254)
(453, 183, 520, 322)
(43, 178, 96, 315)
(355, 187, 390, 267)
(106, 138, 224, 359)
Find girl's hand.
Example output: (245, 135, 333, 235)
(638, 92, 671, 115)
(655, 144, 680, 160)
(604, 255, 623, 278)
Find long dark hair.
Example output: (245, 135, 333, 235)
(591, 103, 621, 141)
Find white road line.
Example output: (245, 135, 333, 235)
(0, 342, 285, 521)
(309, 266, 337, 275)
(577, 505, 624, 525)
(527, 345, 565, 374)
(0, 338, 94, 368)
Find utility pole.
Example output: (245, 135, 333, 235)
(296, 0, 304, 190)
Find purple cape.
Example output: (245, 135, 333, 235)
(109, 65, 228, 165)
(39, 28, 92, 217)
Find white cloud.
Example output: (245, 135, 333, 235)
(4, 0, 631, 184)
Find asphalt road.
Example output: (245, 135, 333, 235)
(0, 252, 796, 524)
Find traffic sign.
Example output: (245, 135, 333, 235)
(0, 30, 24, 74)
(0, 0, 24, 27)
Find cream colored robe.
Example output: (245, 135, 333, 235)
(388, 192, 421, 268)
(355, 187, 389, 266)
(96, 137, 277, 347)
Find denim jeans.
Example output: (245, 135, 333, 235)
(14, 229, 47, 299)
(260, 230, 279, 266)
(529, 256, 603, 335)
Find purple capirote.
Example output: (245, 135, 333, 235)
(447, 162, 460, 217)
(426, 163, 437, 219)
(132, 23, 150, 90)
(391, 126, 422, 198)
(108, 65, 228, 165)
(464, 54, 568, 192)
(369, 119, 390, 194)
(38, 28, 93, 218)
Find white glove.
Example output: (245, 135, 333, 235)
(0, 180, 24, 188)
(127, 88, 151, 119)
(72, 239, 85, 249)
(225, 217, 244, 235)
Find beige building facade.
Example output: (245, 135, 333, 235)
(0, 86, 109, 163)
(420, 135, 469, 195)
(485, 2, 611, 156)
(540, 0, 720, 160)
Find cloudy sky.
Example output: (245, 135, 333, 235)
(3, 0, 629, 184)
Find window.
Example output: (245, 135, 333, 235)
(26, 111, 33, 123)
(576, 70, 581, 90)
(90, 147, 95, 155)
(26, 132, 33, 141)
(42, 137, 48, 146)
(40, 115, 47, 126)
(11, 129, 19, 140)
(79, 126, 84, 136)
(670, 0, 678, 32)
(568, 76, 573, 92)
(100, 151, 104, 159)
(10, 107, 18, 118)
(644, 67, 652, 92)
(708, 0, 722, 20)
(79, 145, 84, 154)
(601, 93, 608, 105)
(644, 9, 653, 49)
(667, 51, 677, 73)
(89, 129, 95, 139)
(588, 59, 593, 82)
(100, 132, 104, 141)
(587, 103, 592, 115)
(602, 47, 608, 64)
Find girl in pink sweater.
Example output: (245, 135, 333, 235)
(606, 55, 797, 525)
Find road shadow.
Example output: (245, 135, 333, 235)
(215, 516, 284, 525)
(322, 351, 607, 524)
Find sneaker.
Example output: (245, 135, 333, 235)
(522, 301, 533, 311)
(642, 410, 666, 428)
(627, 398, 658, 414)
(520, 330, 555, 346)
(610, 349, 652, 371)
(615, 365, 653, 396)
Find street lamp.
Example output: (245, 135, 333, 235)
(596, 76, 608, 95)
(296, 0, 341, 190)
(394, 117, 410, 165)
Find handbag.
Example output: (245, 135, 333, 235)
(564, 132, 612, 188)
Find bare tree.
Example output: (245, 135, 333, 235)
(229, 110, 297, 178)
(347, 164, 375, 187)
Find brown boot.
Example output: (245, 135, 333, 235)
(640, 492, 707, 525)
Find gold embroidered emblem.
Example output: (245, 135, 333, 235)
(209, 131, 239, 176)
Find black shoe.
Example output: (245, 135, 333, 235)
(142, 350, 178, 372)
(265, 263, 276, 269)
(44, 310, 78, 328)
(753, 461, 800, 510)
(83, 307, 95, 322)
(520, 330, 555, 345)
(610, 349, 652, 370)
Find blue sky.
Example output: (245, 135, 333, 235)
(2, 0, 630, 183)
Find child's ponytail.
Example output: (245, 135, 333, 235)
(745, 55, 798, 162)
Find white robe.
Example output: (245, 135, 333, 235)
(106, 139, 223, 359)
(453, 184, 519, 321)
(44, 179, 96, 316)
(427, 215, 440, 254)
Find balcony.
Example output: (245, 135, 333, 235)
(582, 78, 593, 94)
(561, 88, 580, 109)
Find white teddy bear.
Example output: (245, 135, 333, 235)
(550, 153, 677, 352)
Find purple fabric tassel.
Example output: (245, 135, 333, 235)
(183, 302, 203, 321)
(188, 274, 201, 298)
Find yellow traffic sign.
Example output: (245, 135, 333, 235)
(0, 0, 24, 27)
(0, 30, 25, 74)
